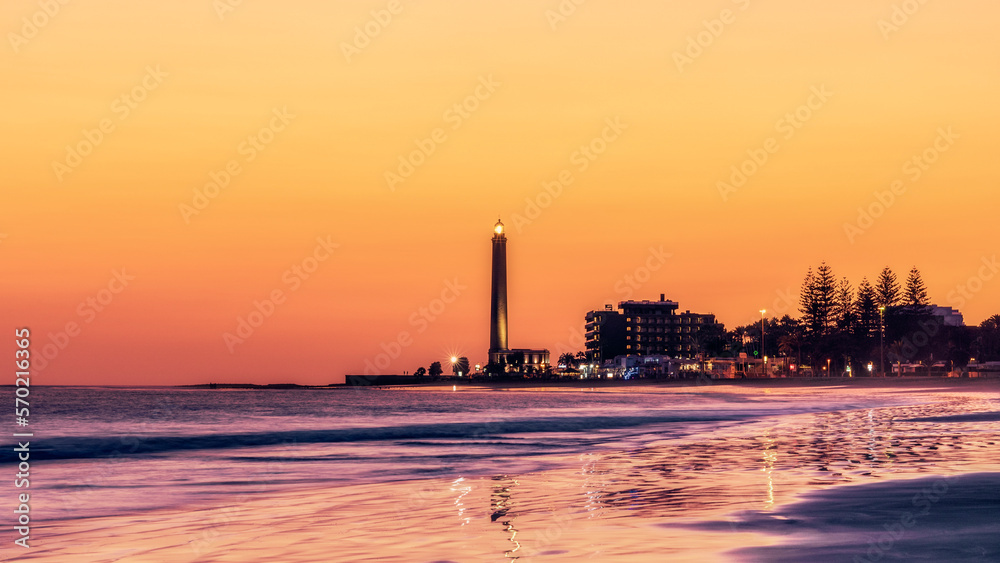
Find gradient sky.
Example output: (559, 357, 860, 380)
(3, 0, 998, 385)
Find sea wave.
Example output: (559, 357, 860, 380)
(1, 412, 755, 462)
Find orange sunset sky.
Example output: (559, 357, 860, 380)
(2, 0, 998, 385)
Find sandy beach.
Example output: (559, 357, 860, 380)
(12, 380, 1000, 562)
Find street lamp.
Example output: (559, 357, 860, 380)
(759, 309, 766, 376)
(879, 306, 886, 377)
(827, 358, 831, 377)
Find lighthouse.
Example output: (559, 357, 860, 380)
(486, 219, 549, 374)
(489, 219, 508, 360)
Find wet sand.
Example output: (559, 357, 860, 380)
(17, 383, 1000, 562)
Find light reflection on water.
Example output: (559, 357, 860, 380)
(16, 387, 1000, 562)
(490, 475, 521, 559)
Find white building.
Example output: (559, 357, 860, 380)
(929, 305, 964, 327)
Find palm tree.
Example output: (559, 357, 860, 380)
(887, 340, 906, 377)
(778, 331, 803, 373)
(558, 353, 576, 368)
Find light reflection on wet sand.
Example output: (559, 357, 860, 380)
(18, 385, 1000, 562)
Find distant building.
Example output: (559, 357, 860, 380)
(585, 294, 721, 359)
(929, 305, 964, 327)
(584, 305, 626, 363)
(495, 348, 550, 374)
(487, 219, 549, 374)
(621, 295, 720, 358)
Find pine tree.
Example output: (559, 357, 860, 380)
(813, 262, 837, 334)
(799, 267, 817, 335)
(856, 277, 879, 338)
(876, 267, 901, 309)
(834, 277, 855, 331)
(904, 266, 929, 307)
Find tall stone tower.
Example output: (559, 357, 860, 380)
(489, 219, 508, 360)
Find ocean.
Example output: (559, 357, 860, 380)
(5, 381, 1000, 561)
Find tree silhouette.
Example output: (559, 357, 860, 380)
(428, 361, 443, 377)
(558, 353, 576, 368)
(876, 267, 901, 309)
(799, 262, 836, 338)
(414, 367, 426, 379)
(778, 331, 803, 369)
(834, 277, 855, 332)
(799, 267, 817, 335)
(508, 353, 524, 375)
(975, 315, 1000, 361)
(856, 277, 879, 338)
(904, 266, 930, 307)
(456, 356, 470, 376)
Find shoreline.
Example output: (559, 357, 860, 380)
(177, 376, 1000, 391)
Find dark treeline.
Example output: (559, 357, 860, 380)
(718, 263, 1000, 375)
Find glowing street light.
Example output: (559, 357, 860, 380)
(759, 309, 766, 376)
(879, 306, 886, 377)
